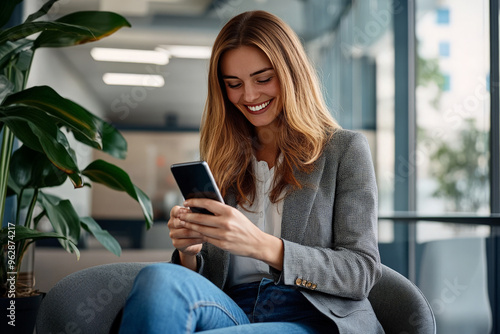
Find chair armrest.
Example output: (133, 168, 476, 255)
(36, 262, 151, 334)
(368, 264, 436, 334)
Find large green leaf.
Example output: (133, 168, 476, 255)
(30, 119, 79, 174)
(6, 177, 35, 209)
(0, 106, 82, 185)
(0, 0, 23, 29)
(0, 39, 32, 74)
(0, 76, 14, 104)
(10, 145, 67, 189)
(35, 11, 131, 48)
(2, 86, 128, 160)
(73, 120, 127, 160)
(0, 109, 43, 152)
(39, 193, 81, 254)
(7, 43, 33, 92)
(0, 225, 78, 255)
(83, 160, 154, 228)
(0, 21, 96, 45)
(2, 86, 103, 148)
(80, 217, 121, 257)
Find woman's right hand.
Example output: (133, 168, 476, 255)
(167, 205, 204, 257)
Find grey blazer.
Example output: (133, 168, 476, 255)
(173, 129, 384, 333)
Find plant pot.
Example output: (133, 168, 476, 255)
(0, 293, 45, 334)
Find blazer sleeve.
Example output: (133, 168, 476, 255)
(275, 131, 381, 300)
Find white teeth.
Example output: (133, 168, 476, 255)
(247, 100, 270, 112)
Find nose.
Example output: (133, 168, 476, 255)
(243, 84, 259, 102)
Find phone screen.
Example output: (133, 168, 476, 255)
(170, 161, 224, 215)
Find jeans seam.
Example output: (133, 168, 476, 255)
(186, 301, 242, 333)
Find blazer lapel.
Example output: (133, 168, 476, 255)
(281, 154, 326, 243)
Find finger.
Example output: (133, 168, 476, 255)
(181, 220, 223, 241)
(168, 206, 190, 222)
(183, 198, 225, 216)
(168, 211, 193, 229)
(169, 227, 204, 240)
(169, 205, 186, 218)
(177, 211, 219, 229)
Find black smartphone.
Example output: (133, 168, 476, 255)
(170, 161, 224, 215)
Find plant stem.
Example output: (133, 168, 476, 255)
(24, 188, 39, 228)
(13, 189, 38, 279)
(16, 188, 23, 226)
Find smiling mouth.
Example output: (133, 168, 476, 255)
(246, 99, 272, 113)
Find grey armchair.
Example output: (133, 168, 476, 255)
(36, 263, 435, 333)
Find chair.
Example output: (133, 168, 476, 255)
(369, 264, 436, 333)
(36, 263, 435, 334)
(417, 237, 492, 333)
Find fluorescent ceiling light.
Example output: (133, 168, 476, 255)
(91, 47, 169, 65)
(103, 73, 165, 87)
(157, 45, 211, 59)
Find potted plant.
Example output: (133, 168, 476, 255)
(0, 0, 154, 331)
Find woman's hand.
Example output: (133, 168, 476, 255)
(178, 198, 284, 270)
(167, 205, 204, 258)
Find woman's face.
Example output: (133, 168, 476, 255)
(220, 46, 282, 130)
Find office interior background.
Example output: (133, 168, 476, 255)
(7, 0, 500, 332)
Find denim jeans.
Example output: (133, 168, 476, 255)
(119, 263, 337, 334)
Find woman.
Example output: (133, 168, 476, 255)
(119, 10, 383, 334)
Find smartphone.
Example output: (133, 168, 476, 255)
(170, 161, 224, 215)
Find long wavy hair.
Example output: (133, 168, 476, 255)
(200, 10, 340, 206)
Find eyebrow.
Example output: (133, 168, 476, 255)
(222, 67, 274, 79)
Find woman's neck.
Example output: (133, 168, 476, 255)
(255, 146, 278, 168)
(254, 124, 279, 167)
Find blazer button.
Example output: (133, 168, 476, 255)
(295, 278, 302, 286)
(311, 284, 317, 290)
(301, 280, 307, 287)
(306, 282, 312, 288)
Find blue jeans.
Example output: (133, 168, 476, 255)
(119, 263, 337, 334)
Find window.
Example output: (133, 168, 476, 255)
(438, 41, 450, 57)
(436, 8, 450, 24)
(441, 73, 451, 91)
(417, 1, 489, 215)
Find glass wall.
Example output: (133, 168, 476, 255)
(304, 0, 497, 332)
(415, 0, 490, 233)
(413, 1, 494, 332)
(304, 0, 396, 242)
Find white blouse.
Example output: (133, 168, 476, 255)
(227, 157, 284, 287)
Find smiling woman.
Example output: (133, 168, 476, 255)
(119, 10, 383, 334)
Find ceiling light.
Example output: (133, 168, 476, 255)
(91, 47, 170, 65)
(102, 73, 165, 87)
(157, 45, 211, 59)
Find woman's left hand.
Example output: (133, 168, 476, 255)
(178, 198, 284, 270)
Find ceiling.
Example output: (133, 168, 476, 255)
(40, 0, 316, 129)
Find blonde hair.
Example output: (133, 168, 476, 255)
(200, 10, 340, 205)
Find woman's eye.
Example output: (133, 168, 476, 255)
(227, 82, 241, 89)
(257, 77, 272, 84)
